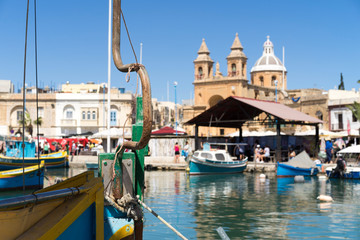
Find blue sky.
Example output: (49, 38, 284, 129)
(1, 0, 359, 103)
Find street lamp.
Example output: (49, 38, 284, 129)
(274, 80, 278, 102)
(174, 81, 178, 136)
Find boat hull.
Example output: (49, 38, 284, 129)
(0, 171, 134, 240)
(326, 167, 360, 179)
(189, 157, 247, 175)
(0, 161, 44, 190)
(0, 152, 68, 170)
(277, 163, 318, 177)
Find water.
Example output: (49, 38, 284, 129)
(2, 169, 360, 239)
(142, 171, 360, 240)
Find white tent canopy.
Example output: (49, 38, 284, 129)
(339, 145, 360, 154)
(227, 130, 286, 137)
(90, 128, 131, 138)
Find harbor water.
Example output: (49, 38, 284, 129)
(2, 168, 360, 239)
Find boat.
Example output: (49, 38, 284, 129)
(325, 166, 360, 179)
(277, 151, 319, 177)
(0, 160, 44, 190)
(0, 171, 135, 239)
(85, 162, 98, 170)
(189, 147, 248, 175)
(0, 140, 68, 170)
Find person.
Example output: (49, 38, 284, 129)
(183, 141, 190, 161)
(72, 141, 76, 156)
(254, 145, 263, 163)
(234, 144, 245, 160)
(325, 139, 333, 163)
(174, 142, 180, 163)
(43, 141, 49, 154)
(262, 145, 271, 162)
(289, 148, 296, 159)
(330, 154, 346, 178)
(55, 142, 60, 152)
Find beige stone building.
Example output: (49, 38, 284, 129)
(183, 34, 328, 136)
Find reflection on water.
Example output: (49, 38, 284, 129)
(2, 169, 359, 239)
(143, 171, 360, 240)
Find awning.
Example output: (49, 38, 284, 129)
(151, 126, 186, 135)
(185, 96, 323, 128)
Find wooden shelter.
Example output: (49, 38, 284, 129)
(185, 96, 323, 161)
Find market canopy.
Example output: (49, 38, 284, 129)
(185, 96, 323, 128)
(151, 126, 186, 135)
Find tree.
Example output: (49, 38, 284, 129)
(347, 102, 360, 122)
(338, 73, 345, 90)
(18, 112, 42, 136)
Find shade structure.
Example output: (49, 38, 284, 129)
(91, 128, 131, 138)
(151, 126, 186, 135)
(339, 145, 360, 154)
(185, 96, 322, 128)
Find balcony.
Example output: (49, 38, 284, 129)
(331, 123, 344, 131)
(61, 119, 77, 127)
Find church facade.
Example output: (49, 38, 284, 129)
(183, 34, 328, 136)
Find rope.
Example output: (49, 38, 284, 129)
(22, 0, 30, 192)
(119, 8, 138, 64)
(137, 195, 188, 240)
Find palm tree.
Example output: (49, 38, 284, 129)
(18, 112, 42, 136)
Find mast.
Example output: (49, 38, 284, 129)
(107, 0, 112, 153)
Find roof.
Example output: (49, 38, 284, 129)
(250, 36, 286, 73)
(185, 96, 322, 128)
(151, 126, 186, 135)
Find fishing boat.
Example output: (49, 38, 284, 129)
(0, 140, 68, 170)
(277, 151, 319, 177)
(0, 160, 44, 191)
(325, 166, 360, 179)
(189, 148, 248, 175)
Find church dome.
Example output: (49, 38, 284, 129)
(250, 36, 286, 73)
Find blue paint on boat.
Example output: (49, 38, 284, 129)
(277, 163, 318, 177)
(58, 203, 96, 240)
(326, 167, 360, 179)
(104, 206, 133, 240)
(0, 162, 44, 190)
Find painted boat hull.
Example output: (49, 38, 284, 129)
(189, 157, 247, 175)
(0, 161, 44, 190)
(326, 167, 360, 179)
(0, 171, 134, 240)
(0, 151, 68, 170)
(277, 163, 318, 177)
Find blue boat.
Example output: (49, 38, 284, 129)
(0, 160, 44, 190)
(277, 163, 318, 177)
(0, 140, 68, 170)
(326, 166, 360, 179)
(277, 151, 318, 177)
(189, 149, 247, 175)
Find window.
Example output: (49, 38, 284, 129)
(87, 111, 91, 119)
(271, 76, 276, 86)
(242, 63, 245, 76)
(231, 64, 236, 76)
(110, 110, 117, 126)
(353, 113, 357, 122)
(215, 153, 225, 161)
(220, 129, 224, 135)
(198, 67, 203, 79)
(260, 76, 264, 86)
(200, 152, 212, 159)
(66, 110, 73, 119)
(316, 111, 323, 121)
(17, 111, 23, 121)
(92, 111, 96, 120)
(82, 111, 86, 120)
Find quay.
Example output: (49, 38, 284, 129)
(69, 155, 336, 173)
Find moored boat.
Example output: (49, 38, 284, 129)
(189, 149, 247, 175)
(0, 141, 68, 170)
(0, 160, 44, 191)
(277, 151, 318, 177)
(326, 166, 360, 179)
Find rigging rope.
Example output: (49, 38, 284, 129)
(22, 0, 30, 192)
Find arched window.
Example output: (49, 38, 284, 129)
(92, 111, 96, 120)
(260, 76, 264, 86)
(82, 111, 86, 120)
(87, 111, 91, 119)
(198, 67, 203, 79)
(271, 76, 277, 86)
(242, 63, 245, 76)
(231, 64, 236, 76)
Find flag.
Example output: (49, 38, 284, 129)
(347, 119, 351, 135)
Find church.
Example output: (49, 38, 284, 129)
(182, 34, 328, 136)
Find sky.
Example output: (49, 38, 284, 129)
(1, 0, 360, 103)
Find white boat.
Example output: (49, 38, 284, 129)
(189, 148, 247, 175)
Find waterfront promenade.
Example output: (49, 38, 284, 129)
(69, 155, 336, 173)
